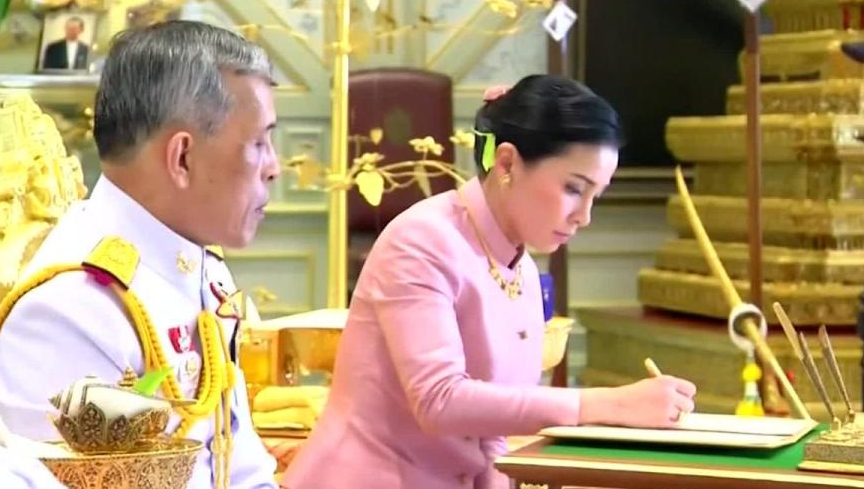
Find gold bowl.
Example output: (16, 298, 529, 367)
(41, 438, 202, 489)
(542, 317, 574, 371)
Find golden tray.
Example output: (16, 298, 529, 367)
(40, 438, 202, 489)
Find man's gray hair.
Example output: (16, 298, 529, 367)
(66, 16, 85, 30)
(94, 20, 273, 162)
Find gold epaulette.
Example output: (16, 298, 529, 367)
(81, 236, 140, 288)
(204, 245, 225, 261)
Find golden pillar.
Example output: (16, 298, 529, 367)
(326, 0, 350, 308)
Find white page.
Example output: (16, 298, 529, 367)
(674, 413, 815, 436)
(538, 414, 818, 449)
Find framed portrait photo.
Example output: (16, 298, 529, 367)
(37, 10, 98, 73)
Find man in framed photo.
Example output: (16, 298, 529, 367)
(42, 16, 89, 70)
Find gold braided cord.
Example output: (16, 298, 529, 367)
(116, 285, 235, 489)
(0, 264, 236, 489)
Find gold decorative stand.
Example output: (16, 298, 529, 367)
(638, 0, 864, 327)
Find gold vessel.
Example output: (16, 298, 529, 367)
(41, 438, 201, 489)
(39, 372, 203, 489)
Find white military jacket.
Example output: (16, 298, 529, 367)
(0, 175, 276, 489)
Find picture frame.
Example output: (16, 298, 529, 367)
(36, 9, 98, 74)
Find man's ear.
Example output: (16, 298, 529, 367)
(165, 131, 194, 189)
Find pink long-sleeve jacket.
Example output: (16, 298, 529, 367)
(283, 177, 581, 489)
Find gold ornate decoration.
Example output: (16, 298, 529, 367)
(0, 95, 88, 300)
(640, 5, 864, 328)
(47, 371, 186, 454)
(764, 0, 864, 35)
(243, 0, 556, 63)
(288, 130, 471, 207)
(34, 370, 203, 488)
(53, 402, 170, 454)
(41, 438, 202, 489)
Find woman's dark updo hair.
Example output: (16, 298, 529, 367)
(473, 74, 623, 177)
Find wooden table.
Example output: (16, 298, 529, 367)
(496, 434, 864, 489)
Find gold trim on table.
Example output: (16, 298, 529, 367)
(495, 454, 864, 488)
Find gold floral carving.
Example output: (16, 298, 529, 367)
(41, 438, 201, 489)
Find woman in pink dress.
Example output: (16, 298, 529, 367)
(281, 75, 696, 489)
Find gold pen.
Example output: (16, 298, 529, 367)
(817, 325, 855, 424)
(798, 332, 840, 428)
(644, 358, 662, 378)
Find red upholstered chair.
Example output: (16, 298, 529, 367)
(346, 68, 456, 295)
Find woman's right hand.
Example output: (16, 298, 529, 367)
(579, 375, 696, 428)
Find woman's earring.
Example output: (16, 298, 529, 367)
(500, 173, 512, 187)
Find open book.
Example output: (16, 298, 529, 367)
(539, 413, 818, 449)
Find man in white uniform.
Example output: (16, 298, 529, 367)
(0, 20, 280, 489)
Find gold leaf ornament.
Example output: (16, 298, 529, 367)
(356, 169, 384, 206)
(449, 130, 475, 149)
(409, 136, 443, 156)
(370, 128, 384, 145)
(297, 159, 322, 188)
(354, 152, 385, 167)
(352, 153, 386, 206)
(284, 154, 322, 189)
(348, 26, 372, 62)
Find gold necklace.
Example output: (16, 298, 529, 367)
(458, 189, 522, 300)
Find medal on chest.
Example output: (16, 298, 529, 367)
(168, 324, 192, 353)
(182, 353, 202, 383)
(209, 282, 246, 321)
